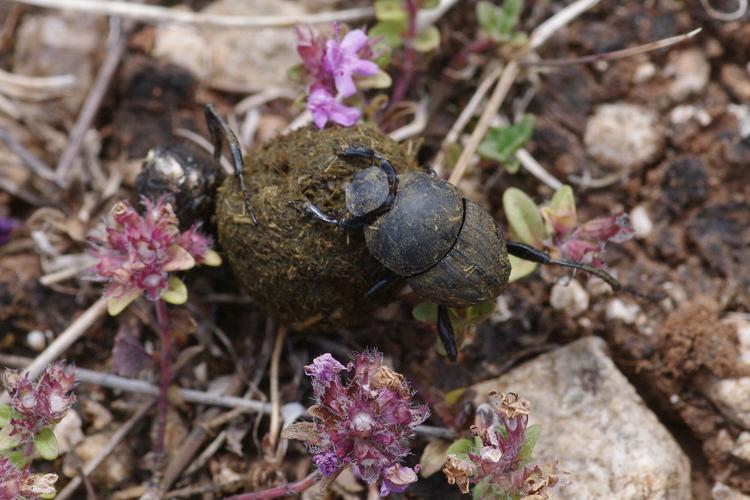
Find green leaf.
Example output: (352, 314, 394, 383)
(34, 427, 59, 461)
(465, 300, 496, 325)
(0, 404, 13, 427)
(286, 63, 305, 84)
(412, 302, 438, 324)
(0, 426, 20, 452)
(541, 184, 577, 236)
(369, 20, 408, 48)
(355, 68, 393, 90)
(502, 187, 545, 247)
(6, 449, 28, 468)
(476, 0, 524, 41)
(472, 478, 493, 500)
(375, 0, 408, 22)
(508, 255, 537, 283)
(421, 0, 440, 8)
(518, 424, 541, 465)
(478, 115, 535, 168)
(445, 438, 475, 460)
(412, 26, 441, 52)
(162, 276, 188, 305)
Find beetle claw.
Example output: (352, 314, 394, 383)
(437, 305, 458, 362)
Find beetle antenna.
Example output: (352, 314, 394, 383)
(204, 104, 258, 225)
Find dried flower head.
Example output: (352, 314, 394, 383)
(88, 196, 221, 315)
(443, 392, 557, 499)
(0, 457, 58, 499)
(541, 186, 633, 269)
(296, 25, 379, 129)
(284, 351, 428, 496)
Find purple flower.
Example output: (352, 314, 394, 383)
(3, 363, 76, 447)
(296, 351, 428, 496)
(0, 217, 18, 246)
(443, 392, 557, 499)
(324, 29, 379, 98)
(88, 196, 221, 315)
(307, 87, 362, 129)
(556, 213, 634, 269)
(0, 457, 58, 499)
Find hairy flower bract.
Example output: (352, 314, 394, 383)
(88, 196, 221, 315)
(443, 392, 557, 499)
(292, 351, 428, 496)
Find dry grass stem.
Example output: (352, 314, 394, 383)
(10, 0, 374, 28)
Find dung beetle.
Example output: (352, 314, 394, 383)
(202, 106, 625, 361)
(299, 147, 626, 361)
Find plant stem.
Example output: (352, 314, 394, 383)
(390, 0, 418, 108)
(224, 471, 322, 500)
(154, 299, 171, 459)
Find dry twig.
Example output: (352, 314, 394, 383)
(9, 0, 374, 28)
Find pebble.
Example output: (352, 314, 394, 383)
(26, 330, 46, 351)
(549, 279, 589, 317)
(584, 103, 665, 172)
(629, 205, 653, 239)
(666, 49, 711, 102)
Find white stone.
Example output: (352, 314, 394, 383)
(704, 377, 750, 429)
(728, 104, 750, 139)
(666, 49, 711, 102)
(550, 279, 589, 316)
(629, 205, 653, 239)
(713, 482, 750, 500)
(633, 62, 656, 84)
(26, 330, 46, 351)
(606, 298, 641, 325)
(584, 103, 665, 172)
(731, 432, 750, 462)
(471, 337, 691, 500)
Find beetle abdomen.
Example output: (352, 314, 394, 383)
(408, 200, 510, 307)
(364, 172, 464, 276)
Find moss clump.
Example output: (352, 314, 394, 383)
(215, 124, 419, 328)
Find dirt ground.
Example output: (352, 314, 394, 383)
(0, 0, 749, 498)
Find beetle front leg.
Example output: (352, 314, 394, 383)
(299, 199, 368, 229)
(437, 305, 458, 362)
(204, 104, 257, 225)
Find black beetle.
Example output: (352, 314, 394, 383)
(202, 106, 625, 361)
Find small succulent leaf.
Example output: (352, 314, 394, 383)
(476, 1, 501, 35)
(503, 158, 521, 174)
(508, 255, 537, 283)
(370, 36, 393, 67)
(518, 423, 541, 465)
(355, 68, 393, 90)
(445, 438, 475, 460)
(162, 276, 188, 305)
(541, 184, 577, 237)
(498, 0, 524, 35)
(412, 26, 441, 52)
(476, 0, 523, 40)
(375, 0, 408, 21)
(34, 427, 59, 460)
(0, 425, 20, 451)
(478, 115, 535, 165)
(286, 63, 305, 83)
(502, 187, 545, 247)
(472, 478, 493, 500)
(164, 245, 195, 272)
(107, 288, 142, 316)
(7, 449, 29, 468)
(464, 300, 496, 325)
(422, 0, 440, 8)
(369, 20, 408, 48)
(413, 302, 438, 324)
(419, 439, 452, 477)
(443, 387, 467, 406)
(201, 249, 222, 267)
(0, 404, 13, 427)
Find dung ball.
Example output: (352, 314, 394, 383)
(215, 124, 419, 328)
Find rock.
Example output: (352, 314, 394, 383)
(629, 205, 653, 239)
(713, 482, 750, 500)
(666, 49, 710, 102)
(731, 432, 750, 462)
(721, 65, 750, 102)
(471, 337, 691, 499)
(549, 279, 588, 316)
(605, 298, 641, 325)
(703, 377, 750, 430)
(154, 0, 304, 93)
(584, 103, 665, 172)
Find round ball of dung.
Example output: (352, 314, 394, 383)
(215, 125, 419, 328)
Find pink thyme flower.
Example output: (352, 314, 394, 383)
(307, 87, 362, 129)
(443, 392, 557, 499)
(3, 363, 76, 447)
(296, 25, 379, 129)
(324, 29, 379, 98)
(290, 351, 428, 496)
(88, 196, 221, 315)
(556, 214, 634, 268)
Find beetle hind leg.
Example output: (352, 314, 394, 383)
(437, 305, 458, 362)
(204, 105, 257, 225)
